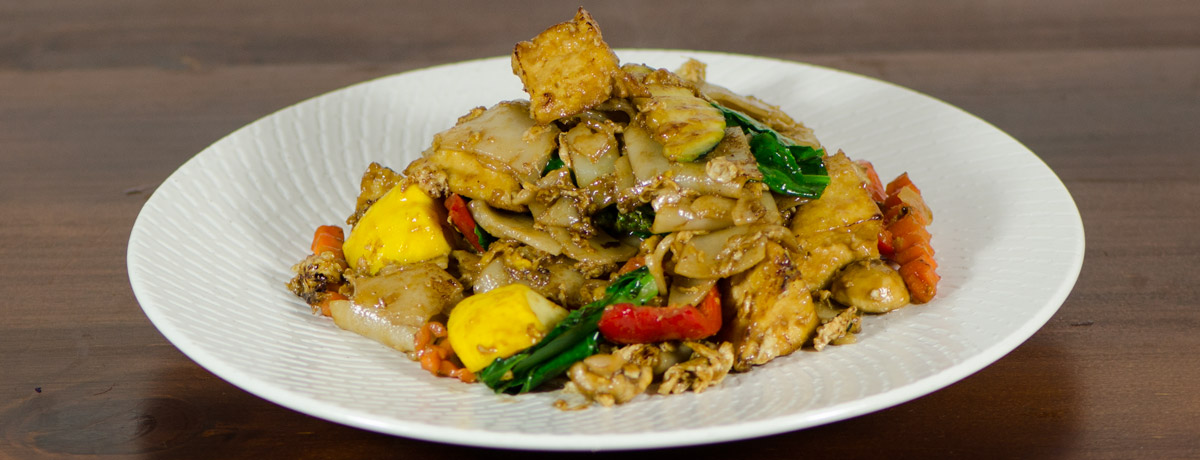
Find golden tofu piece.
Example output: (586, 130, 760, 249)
(511, 8, 621, 124)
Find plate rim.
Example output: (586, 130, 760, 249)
(127, 49, 1086, 451)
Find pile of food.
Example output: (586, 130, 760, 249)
(288, 8, 939, 407)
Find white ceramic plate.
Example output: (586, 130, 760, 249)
(127, 50, 1084, 451)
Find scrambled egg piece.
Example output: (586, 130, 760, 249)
(511, 8, 621, 124)
(342, 184, 451, 275)
(447, 284, 569, 372)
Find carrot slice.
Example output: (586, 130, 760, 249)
(888, 213, 931, 249)
(420, 351, 442, 374)
(450, 368, 477, 383)
(414, 323, 435, 350)
(885, 172, 921, 197)
(899, 256, 939, 304)
(415, 321, 448, 350)
(882, 205, 904, 226)
(415, 320, 475, 381)
(878, 171, 939, 303)
(855, 160, 887, 203)
(315, 291, 347, 317)
(310, 225, 345, 258)
(884, 185, 933, 225)
(894, 242, 937, 268)
(893, 228, 931, 254)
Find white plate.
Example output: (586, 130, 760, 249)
(127, 50, 1084, 451)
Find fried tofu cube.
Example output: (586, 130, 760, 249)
(511, 8, 621, 124)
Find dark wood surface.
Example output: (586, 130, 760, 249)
(3, 1, 1198, 458)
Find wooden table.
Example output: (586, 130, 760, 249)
(3, 1, 1198, 458)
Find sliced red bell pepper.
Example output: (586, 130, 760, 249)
(598, 285, 722, 344)
(444, 193, 488, 252)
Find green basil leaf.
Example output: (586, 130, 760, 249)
(714, 104, 830, 198)
(541, 154, 566, 176)
(473, 225, 495, 251)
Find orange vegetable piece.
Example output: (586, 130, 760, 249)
(617, 255, 646, 275)
(449, 368, 477, 383)
(414, 321, 475, 383)
(885, 172, 921, 197)
(884, 185, 933, 225)
(420, 350, 442, 374)
(894, 243, 937, 268)
(878, 171, 940, 303)
(855, 160, 887, 203)
(314, 292, 346, 317)
(310, 225, 345, 259)
(899, 256, 939, 304)
(888, 214, 931, 250)
(414, 321, 447, 350)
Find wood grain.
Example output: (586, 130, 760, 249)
(2, 1, 1198, 458)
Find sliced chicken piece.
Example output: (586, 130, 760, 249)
(790, 152, 885, 290)
(721, 241, 821, 371)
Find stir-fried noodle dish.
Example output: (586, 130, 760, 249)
(288, 9, 940, 407)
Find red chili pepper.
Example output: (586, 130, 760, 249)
(444, 193, 486, 252)
(598, 285, 722, 344)
(877, 227, 896, 257)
